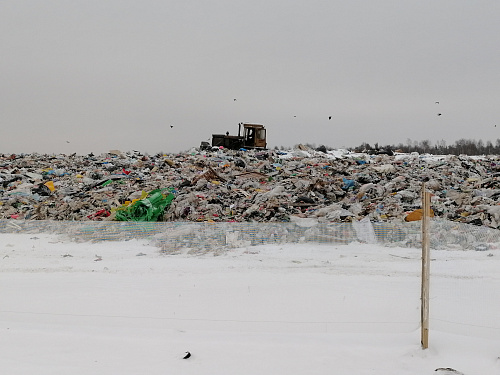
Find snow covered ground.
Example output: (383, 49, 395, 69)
(1, 233, 499, 374)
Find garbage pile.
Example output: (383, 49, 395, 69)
(2, 146, 500, 229)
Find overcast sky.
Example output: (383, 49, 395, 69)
(1, 1, 499, 155)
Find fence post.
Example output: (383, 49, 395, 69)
(421, 184, 431, 349)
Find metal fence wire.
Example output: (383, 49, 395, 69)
(1, 219, 499, 253)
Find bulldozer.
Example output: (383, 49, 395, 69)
(202, 123, 267, 150)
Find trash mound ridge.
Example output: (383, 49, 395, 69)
(1, 147, 500, 229)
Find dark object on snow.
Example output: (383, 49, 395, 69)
(183, 351, 191, 359)
(366, 148, 394, 156)
(376, 148, 394, 156)
(316, 145, 327, 153)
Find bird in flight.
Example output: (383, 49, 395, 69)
(233, 98, 237, 101)
(435, 101, 439, 104)
(328, 116, 332, 120)
(170, 125, 174, 128)
(437, 113, 442, 116)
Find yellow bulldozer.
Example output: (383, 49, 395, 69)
(202, 123, 267, 150)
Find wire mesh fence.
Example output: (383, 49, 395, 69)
(1, 219, 499, 252)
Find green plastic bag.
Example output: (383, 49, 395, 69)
(114, 188, 175, 222)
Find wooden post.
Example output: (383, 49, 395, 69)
(421, 184, 431, 349)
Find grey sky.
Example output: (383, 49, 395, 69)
(1, 1, 499, 155)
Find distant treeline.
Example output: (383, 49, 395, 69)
(353, 139, 500, 156)
(275, 139, 500, 156)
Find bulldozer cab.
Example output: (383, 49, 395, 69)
(241, 123, 266, 149)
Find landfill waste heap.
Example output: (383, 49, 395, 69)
(1, 146, 500, 229)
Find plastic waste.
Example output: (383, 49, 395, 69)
(342, 178, 356, 190)
(405, 209, 435, 222)
(44, 181, 56, 192)
(2, 146, 500, 229)
(114, 188, 175, 222)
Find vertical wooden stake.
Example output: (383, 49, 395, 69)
(421, 184, 431, 349)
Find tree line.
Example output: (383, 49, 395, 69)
(274, 139, 500, 156)
(352, 138, 500, 156)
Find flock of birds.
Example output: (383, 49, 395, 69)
(115, 99, 497, 135)
(168, 100, 447, 129)
(436, 101, 442, 116)
(61, 100, 496, 146)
